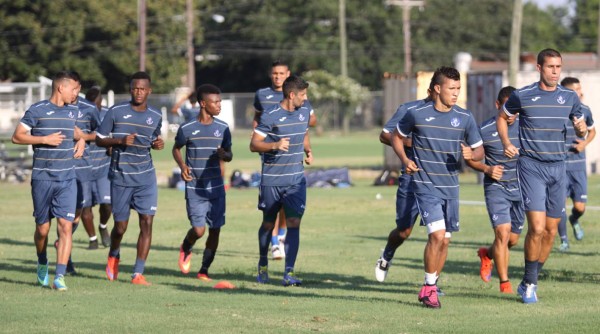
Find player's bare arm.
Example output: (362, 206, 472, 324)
(172, 143, 193, 181)
(249, 132, 290, 153)
(12, 123, 65, 146)
(497, 111, 518, 158)
(391, 128, 418, 174)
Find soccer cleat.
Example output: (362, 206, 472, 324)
(477, 247, 493, 282)
(436, 286, 445, 297)
(418, 285, 441, 308)
(37, 261, 49, 287)
(282, 272, 302, 287)
(106, 256, 119, 281)
(500, 281, 513, 294)
(572, 222, 584, 241)
(52, 275, 68, 291)
(87, 239, 99, 250)
(520, 283, 538, 304)
(375, 257, 391, 282)
(99, 227, 111, 247)
(558, 241, 570, 253)
(257, 265, 269, 284)
(271, 245, 284, 260)
(197, 273, 212, 282)
(178, 245, 192, 274)
(131, 273, 151, 286)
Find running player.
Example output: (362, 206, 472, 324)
(174, 84, 232, 281)
(251, 75, 313, 286)
(556, 77, 595, 252)
(11, 70, 85, 290)
(96, 71, 164, 286)
(465, 86, 523, 294)
(393, 66, 483, 308)
(171, 91, 200, 123)
(497, 48, 587, 303)
(253, 60, 317, 261)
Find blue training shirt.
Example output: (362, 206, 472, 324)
(383, 99, 427, 173)
(19, 100, 79, 181)
(175, 117, 232, 200)
(74, 98, 100, 182)
(90, 106, 111, 179)
(254, 87, 314, 115)
(565, 103, 595, 171)
(503, 83, 583, 163)
(96, 101, 162, 187)
(255, 103, 311, 186)
(397, 101, 483, 199)
(480, 116, 520, 200)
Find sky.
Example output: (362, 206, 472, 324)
(529, 0, 570, 9)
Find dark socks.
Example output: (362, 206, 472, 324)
(200, 249, 215, 274)
(523, 259, 538, 285)
(570, 208, 583, 225)
(558, 214, 568, 241)
(37, 251, 48, 265)
(133, 258, 145, 275)
(56, 264, 67, 277)
(258, 225, 272, 267)
(284, 227, 300, 273)
(182, 236, 193, 255)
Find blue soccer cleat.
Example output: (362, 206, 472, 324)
(519, 282, 537, 304)
(52, 275, 68, 291)
(257, 265, 269, 284)
(572, 222, 584, 241)
(37, 261, 49, 287)
(282, 271, 302, 287)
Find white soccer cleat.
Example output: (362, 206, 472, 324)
(375, 257, 391, 282)
(272, 245, 284, 260)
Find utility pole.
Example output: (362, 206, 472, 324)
(339, 0, 348, 77)
(509, 0, 523, 87)
(385, 0, 425, 76)
(138, 0, 146, 71)
(186, 0, 195, 89)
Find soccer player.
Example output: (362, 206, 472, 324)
(393, 66, 483, 308)
(96, 71, 164, 286)
(497, 49, 587, 303)
(556, 77, 595, 252)
(465, 86, 523, 294)
(85, 86, 112, 248)
(250, 75, 313, 286)
(174, 84, 232, 281)
(171, 91, 200, 123)
(253, 60, 316, 261)
(11, 70, 85, 291)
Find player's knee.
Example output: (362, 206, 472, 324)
(192, 226, 206, 238)
(286, 217, 301, 228)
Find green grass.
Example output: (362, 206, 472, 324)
(2, 130, 600, 333)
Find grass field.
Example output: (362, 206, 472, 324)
(1, 130, 600, 333)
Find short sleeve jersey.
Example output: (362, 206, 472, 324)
(383, 99, 427, 172)
(503, 83, 583, 163)
(181, 106, 200, 123)
(254, 87, 314, 115)
(174, 117, 232, 200)
(565, 103, 595, 171)
(90, 106, 111, 179)
(74, 98, 100, 182)
(480, 116, 520, 200)
(19, 100, 79, 181)
(96, 101, 162, 187)
(397, 101, 483, 199)
(255, 104, 311, 186)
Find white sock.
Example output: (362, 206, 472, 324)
(425, 272, 437, 285)
(90, 236, 98, 242)
(99, 224, 107, 229)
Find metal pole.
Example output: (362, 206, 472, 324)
(186, 0, 195, 89)
(509, 0, 523, 87)
(339, 0, 348, 77)
(385, 0, 425, 76)
(138, 0, 146, 71)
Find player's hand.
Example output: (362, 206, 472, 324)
(572, 138, 586, 153)
(73, 126, 84, 141)
(105, 147, 112, 157)
(180, 165, 193, 181)
(404, 159, 419, 175)
(216, 146, 231, 161)
(43, 131, 66, 146)
(73, 138, 85, 158)
(121, 133, 137, 146)
(503, 143, 519, 158)
(461, 143, 473, 160)
(275, 137, 290, 152)
(304, 150, 313, 165)
(151, 136, 164, 150)
(485, 165, 504, 181)
(573, 117, 587, 135)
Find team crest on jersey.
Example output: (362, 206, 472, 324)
(299, 114, 305, 122)
(214, 129, 222, 137)
(78, 111, 84, 119)
(450, 117, 460, 127)
(146, 117, 154, 125)
(492, 214, 498, 221)
(68, 111, 75, 119)
(557, 96, 566, 104)
(422, 211, 429, 218)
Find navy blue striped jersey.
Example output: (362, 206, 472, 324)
(181, 106, 200, 123)
(19, 100, 79, 181)
(90, 106, 111, 179)
(397, 101, 483, 199)
(254, 87, 314, 115)
(96, 101, 162, 186)
(565, 104, 594, 171)
(74, 98, 100, 182)
(480, 116, 520, 200)
(383, 99, 427, 172)
(503, 83, 583, 163)
(175, 117, 232, 199)
(255, 104, 311, 186)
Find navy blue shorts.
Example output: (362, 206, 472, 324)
(414, 192, 460, 233)
(566, 170, 587, 203)
(395, 174, 419, 230)
(186, 195, 226, 229)
(92, 175, 111, 205)
(484, 190, 524, 234)
(111, 183, 157, 222)
(517, 156, 566, 218)
(31, 179, 77, 225)
(76, 180, 93, 209)
(258, 179, 306, 222)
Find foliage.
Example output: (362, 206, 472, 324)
(303, 70, 370, 106)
